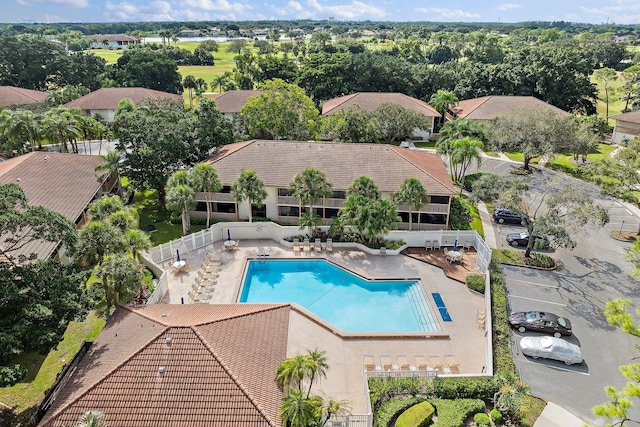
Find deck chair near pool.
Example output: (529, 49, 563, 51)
(292, 239, 300, 253)
(425, 240, 433, 251)
(303, 239, 311, 254)
(414, 355, 427, 371)
(363, 354, 377, 371)
(326, 238, 333, 252)
(380, 355, 392, 371)
(396, 355, 410, 370)
(433, 240, 441, 250)
(444, 355, 460, 374)
(314, 238, 322, 253)
(428, 355, 444, 372)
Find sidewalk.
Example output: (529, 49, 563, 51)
(533, 402, 587, 427)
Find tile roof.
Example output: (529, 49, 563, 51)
(610, 110, 640, 123)
(64, 88, 183, 110)
(450, 96, 568, 120)
(0, 152, 105, 260)
(211, 90, 265, 113)
(322, 92, 440, 117)
(208, 140, 455, 196)
(39, 304, 290, 427)
(86, 34, 141, 42)
(0, 86, 48, 107)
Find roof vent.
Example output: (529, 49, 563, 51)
(165, 337, 172, 344)
(158, 367, 165, 373)
(161, 313, 167, 317)
(44, 155, 49, 160)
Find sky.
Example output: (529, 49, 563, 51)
(3, 0, 640, 25)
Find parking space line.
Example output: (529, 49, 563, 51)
(509, 279, 559, 289)
(509, 295, 566, 306)
(519, 359, 590, 375)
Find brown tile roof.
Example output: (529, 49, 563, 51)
(610, 110, 640, 123)
(211, 90, 265, 113)
(322, 92, 440, 117)
(39, 304, 290, 427)
(450, 96, 568, 120)
(208, 140, 455, 196)
(64, 87, 183, 110)
(0, 86, 48, 106)
(0, 152, 106, 259)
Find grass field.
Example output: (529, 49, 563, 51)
(0, 314, 105, 421)
(591, 71, 626, 120)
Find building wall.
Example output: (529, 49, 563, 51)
(612, 120, 640, 143)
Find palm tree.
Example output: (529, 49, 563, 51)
(279, 388, 322, 427)
(275, 353, 308, 392)
(125, 229, 151, 260)
(190, 163, 222, 228)
(195, 78, 208, 104)
(0, 109, 41, 152)
(75, 410, 107, 427)
(231, 170, 267, 223)
(166, 171, 196, 236)
(41, 107, 82, 153)
(347, 175, 380, 199)
(211, 74, 228, 94)
(303, 349, 328, 399)
(320, 397, 351, 427)
(429, 89, 458, 128)
(289, 168, 332, 235)
(183, 75, 198, 109)
(96, 253, 144, 308)
(76, 220, 126, 266)
(395, 177, 429, 231)
(94, 147, 123, 195)
(450, 137, 484, 186)
(87, 195, 126, 222)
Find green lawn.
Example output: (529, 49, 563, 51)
(0, 314, 105, 421)
(546, 143, 616, 170)
(591, 70, 626, 120)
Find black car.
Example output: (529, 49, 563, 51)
(509, 311, 573, 337)
(493, 208, 525, 225)
(505, 231, 547, 247)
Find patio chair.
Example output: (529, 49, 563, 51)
(463, 241, 472, 251)
(303, 239, 311, 253)
(326, 238, 333, 252)
(477, 309, 486, 327)
(414, 355, 427, 370)
(380, 355, 392, 371)
(314, 238, 322, 253)
(379, 247, 387, 256)
(363, 354, 377, 371)
(425, 240, 433, 251)
(444, 355, 460, 374)
(433, 240, 441, 250)
(292, 239, 300, 253)
(428, 355, 444, 372)
(396, 355, 410, 370)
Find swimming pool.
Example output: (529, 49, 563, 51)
(239, 259, 439, 333)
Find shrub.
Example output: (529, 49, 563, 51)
(374, 397, 425, 427)
(430, 398, 486, 427)
(489, 257, 516, 375)
(395, 401, 435, 427)
(524, 253, 555, 269)
(474, 412, 491, 426)
(369, 377, 434, 414)
(449, 196, 472, 230)
(466, 274, 485, 293)
(432, 376, 499, 400)
(0, 364, 28, 387)
(490, 408, 503, 424)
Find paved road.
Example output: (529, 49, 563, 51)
(471, 158, 640, 426)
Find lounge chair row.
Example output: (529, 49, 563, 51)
(292, 238, 333, 253)
(364, 354, 460, 374)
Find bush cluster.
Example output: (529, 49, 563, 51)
(430, 398, 486, 427)
(466, 274, 485, 293)
(395, 401, 434, 427)
(523, 253, 555, 269)
(474, 412, 491, 426)
(0, 364, 28, 387)
(490, 408, 503, 424)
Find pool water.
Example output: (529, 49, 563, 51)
(239, 259, 439, 333)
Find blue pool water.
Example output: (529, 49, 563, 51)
(239, 259, 439, 333)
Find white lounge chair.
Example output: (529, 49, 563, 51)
(314, 238, 322, 253)
(326, 238, 333, 252)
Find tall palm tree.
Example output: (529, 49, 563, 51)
(347, 175, 380, 199)
(429, 89, 458, 128)
(125, 229, 151, 259)
(275, 353, 308, 392)
(166, 171, 196, 236)
(94, 148, 123, 195)
(211, 74, 228, 94)
(76, 220, 126, 266)
(96, 253, 144, 308)
(450, 137, 484, 186)
(41, 107, 82, 153)
(190, 163, 222, 228)
(303, 349, 329, 399)
(279, 388, 322, 427)
(289, 168, 332, 235)
(183, 75, 198, 109)
(87, 195, 126, 222)
(320, 397, 351, 427)
(395, 177, 429, 231)
(231, 170, 267, 223)
(0, 109, 41, 152)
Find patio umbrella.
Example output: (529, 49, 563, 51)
(453, 239, 458, 252)
(227, 229, 231, 241)
(176, 249, 181, 262)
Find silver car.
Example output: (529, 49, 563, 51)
(519, 336, 583, 365)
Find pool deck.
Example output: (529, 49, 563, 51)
(159, 240, 488, 414)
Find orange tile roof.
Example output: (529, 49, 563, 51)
(450, 96, 568, 120)
(65, 87, 183, 110)
(322, 92, 440, 117)
(39, 304, 290, 427)
(212, 90, 265, 113)
(0, 86, 48, 106)
(207, 140, 455, 196)
(0, 152, 106, 260)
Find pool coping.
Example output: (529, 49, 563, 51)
(238, 257, 450, 339)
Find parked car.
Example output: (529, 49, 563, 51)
(519, 336, 583, 365)
(493, 208, 526, 225)
(505, 232, 547, 247)
(509, 311, 573, 337)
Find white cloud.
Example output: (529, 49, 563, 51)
(579, 1, 640, 24)
(497, 3, 523, 11)
(34, 0, 89, 7)
(105, 0, 175, 21)
(181, 0, 249, 14)
(288, 1, 303, 11)
(414, 7, 480, 20)
(304, 0, 387, 19)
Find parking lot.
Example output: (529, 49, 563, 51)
(478, 159, 640, 425)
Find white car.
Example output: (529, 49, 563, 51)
(519, 336, 583, 365)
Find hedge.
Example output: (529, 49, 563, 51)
(395, 401, 435, 427)
(430, 398, 486, 427)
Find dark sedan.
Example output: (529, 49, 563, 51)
(509, 311, 573, 337)
(493, 208, 526, 225)
(505, 232, 547, 247)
